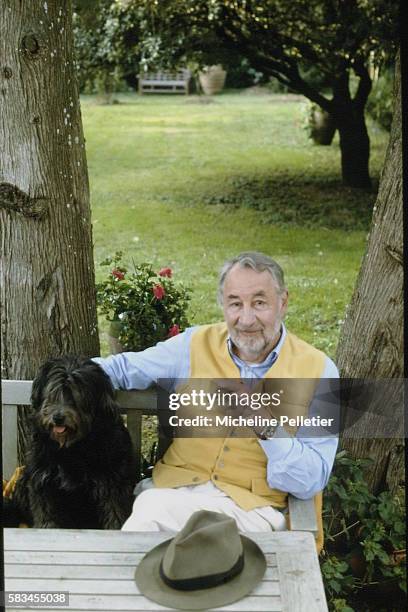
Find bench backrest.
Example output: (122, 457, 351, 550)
(1, 380, 318, 534)
(138, 70, 191, 94)
(1, 380, 165, 482)
(139, 70, 191, 80)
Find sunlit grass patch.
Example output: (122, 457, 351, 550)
(82, 91, 387, 360)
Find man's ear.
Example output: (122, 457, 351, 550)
(280, 290, 289, 316)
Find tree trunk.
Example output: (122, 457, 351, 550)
(336, 54, 403, 494)
(0, 1, 100, 459)
(336, 109, 371, 189)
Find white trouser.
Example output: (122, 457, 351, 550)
(122, 479, 287, 533)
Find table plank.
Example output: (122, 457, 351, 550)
(5, 578, 281, 597)
(4, 549, 277, 568)
(278, 551, 328, 612)
(4, 528, 314, 553)
(4, 564, 278, 580)
(6, 595, 283, 612)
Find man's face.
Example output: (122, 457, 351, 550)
(222, 264, 288, 363)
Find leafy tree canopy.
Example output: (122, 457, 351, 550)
(73, 1, 399, 187)
(130, 0, 398, 111)
(125, 0, 399, 188)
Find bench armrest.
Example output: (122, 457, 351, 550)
(288, 495, 318, 534)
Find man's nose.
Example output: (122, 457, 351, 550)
(239, 307, 257, 326)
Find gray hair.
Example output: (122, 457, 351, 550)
(218, 251, 286, 304)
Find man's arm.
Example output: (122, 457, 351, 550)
(259, 357, 339, 499)
(92, 327, 197, 390)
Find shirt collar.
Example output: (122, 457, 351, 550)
(227, 322, 287, 368)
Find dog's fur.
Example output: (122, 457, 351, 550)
(3, 356, 137, 529)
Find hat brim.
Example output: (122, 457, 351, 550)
(135, 534, 266, 610)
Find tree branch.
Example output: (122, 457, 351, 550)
(216, 5, 334, 112)
(231, 40, 334, 112)
(353, 61, 372, 111)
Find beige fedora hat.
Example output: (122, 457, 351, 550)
(135, 509, 266, 610)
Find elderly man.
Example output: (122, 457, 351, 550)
(94, 252, 338, 551)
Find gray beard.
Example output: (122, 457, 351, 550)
(231, 332, 268, 357)
(230, 322, 282, 361)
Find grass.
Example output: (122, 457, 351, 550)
(81, 90, 389, 360)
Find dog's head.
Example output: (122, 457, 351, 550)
(31, 356, 119, 448)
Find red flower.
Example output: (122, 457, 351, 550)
(112, 268, 125, 280)
(152, 284, 165, 300)
(158, 267, 173, 278)
(168, 324, 180, 337)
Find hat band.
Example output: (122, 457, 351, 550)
(159, 554, 244, 592)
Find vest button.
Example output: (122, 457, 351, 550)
(213, 475, 219, 480)
(192, 477, 199, 482)
(224, 446, 230, 452)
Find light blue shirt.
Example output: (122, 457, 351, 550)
(94, 323, 339, 499)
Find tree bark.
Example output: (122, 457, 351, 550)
(331, 71, 372, 189)
(335, 54, 403, 494)
(0, 1, 100, 458)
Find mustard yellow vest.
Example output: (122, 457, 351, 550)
(153, 323, 326, 552)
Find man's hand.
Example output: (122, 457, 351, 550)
(211, 378, 276, 438)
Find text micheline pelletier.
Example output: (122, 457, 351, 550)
(166, 389, 335, 429)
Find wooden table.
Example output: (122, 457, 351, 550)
(4, 528, 328, 612)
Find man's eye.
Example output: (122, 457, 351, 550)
(254, 300, 266, 307)
(229, 302, 241, 308)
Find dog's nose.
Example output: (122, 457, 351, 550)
(52, 413, 65, 425)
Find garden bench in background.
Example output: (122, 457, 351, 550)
(138, 69, 191, 94)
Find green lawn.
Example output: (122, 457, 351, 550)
(81, 91, 389, 359)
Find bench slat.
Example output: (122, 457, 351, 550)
(115, 389, 157, 411)
(2, 380, 32, 405)
(2, 404, 18, 480)
(139, 80, 186, 85)
(288, 496, 318, 534)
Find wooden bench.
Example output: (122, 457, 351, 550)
(1, 380, 317, 535)
(138, 70, 191, 94)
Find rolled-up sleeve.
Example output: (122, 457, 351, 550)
(92, 327, 196, 390)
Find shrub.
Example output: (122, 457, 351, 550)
(321, 450, 406, 611)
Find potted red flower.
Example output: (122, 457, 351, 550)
(96, 252, 191, 353)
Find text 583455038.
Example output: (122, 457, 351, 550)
(3, 591, 69, 608)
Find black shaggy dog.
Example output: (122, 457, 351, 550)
(3, 356, 137, 529)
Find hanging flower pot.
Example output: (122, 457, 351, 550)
(96, 252, 191, 353)
(198, 65, 227, 95)
(308, 105, 336, 145)
(107, 319, 125, 354)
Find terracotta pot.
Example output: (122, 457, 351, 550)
(107, 320, 125, 354)
(198, 65, 227, 95)
(309, 108, 336, 145)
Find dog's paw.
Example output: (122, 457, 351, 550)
(36, 520, 59, 529)
(101, 518, 122, 530)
